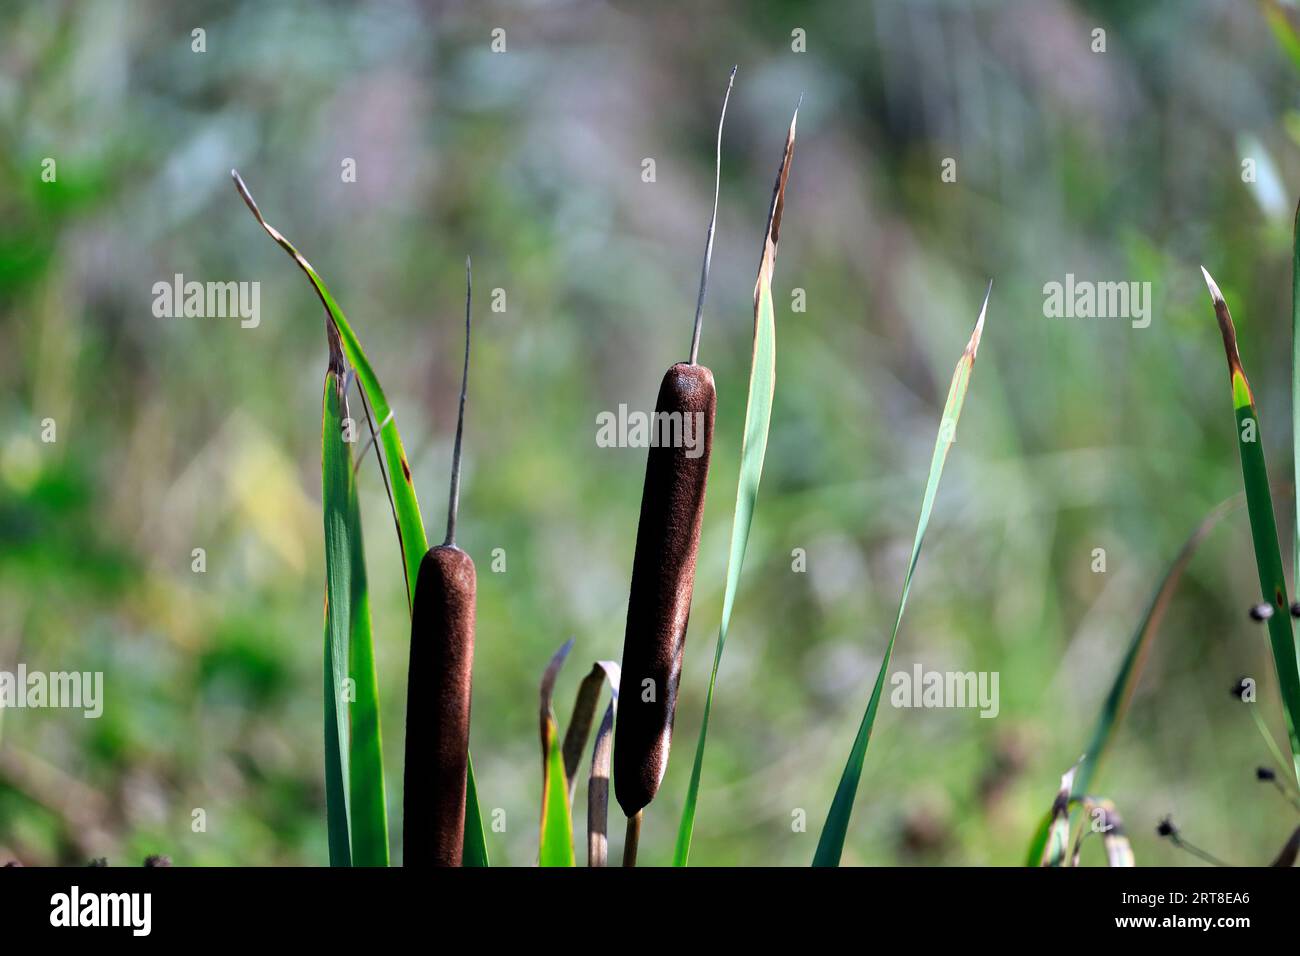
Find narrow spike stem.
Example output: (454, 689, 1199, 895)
(445, 257, 471, 547)
(623, 811, 642, 867)
(687, 65, 736, 365)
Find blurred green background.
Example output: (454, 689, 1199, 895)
(4, 0, 1300, 866)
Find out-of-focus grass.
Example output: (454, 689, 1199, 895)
(2, 0, 1300, 866)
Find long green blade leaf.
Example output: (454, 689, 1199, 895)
(539, 639, 576, 867)
(812, 281, 991, 867)
(1076, 497, 1241, 798)
(1291, 198, 1300, 600)
(1202, 267, 1300, 784)
(672, 103, 798, 868)
(322, 362, 354, 867)
(540, 721, 574, 867)
(234, 171, 426, 603)
(234, 171, 489, 866)
(462, 769, 489, 867)
(342, 376, 389, 865)
(1024, 497, 1239, 865)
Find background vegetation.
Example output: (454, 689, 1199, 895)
(2, 0, 1299, 866)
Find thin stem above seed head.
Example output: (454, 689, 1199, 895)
(687, 65, 737, 366)
(444, 256, 472, 547)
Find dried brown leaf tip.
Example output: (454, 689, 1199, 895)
(540, 638, 575, 749)
(753, 98, 800, 312)
(326, 318, 347, 381)
(232, 169, 337, 341)
(1199, 266, 1251, 390)
(231, 169, 315, 275)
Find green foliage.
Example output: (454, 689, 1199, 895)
(1202, 269, 1300, 783)
(813, 285, 990, 867)
(321, 368, 356, 866)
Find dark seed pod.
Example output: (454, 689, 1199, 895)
(1250, 602, 1274, 621)
(614, 363, 716, 818)
(1258, 766, 1277, 781)
(1156, 817, 1176, 838)
(404, 544, 477, 866)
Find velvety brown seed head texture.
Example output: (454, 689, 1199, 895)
(404, 544, 476, 866)
(614, 362, 717, 817)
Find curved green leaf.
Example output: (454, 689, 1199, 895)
(1023, 496, 1239, 864)
(1077, 496, 1241, 799)
(812, 281, 991, 867)
(1024, 809, 1053, 868)
(235, 172, 488, 866)
(233, 171, 426, 603)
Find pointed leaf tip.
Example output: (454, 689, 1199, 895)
(1201, 265, 1224, 304)
(811, 278, 991, 866)
(1201, 266, 1246, 379)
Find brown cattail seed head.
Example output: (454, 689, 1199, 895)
(614, 363, 716, 818)
(404, 544, 477, 866)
